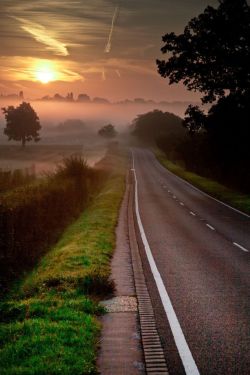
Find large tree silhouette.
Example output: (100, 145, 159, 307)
(2, 102, 41, 147)
(157, 0, 250, 105)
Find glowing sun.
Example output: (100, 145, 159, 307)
(35, 64, 55, 84)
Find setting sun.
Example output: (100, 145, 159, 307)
(35, 65, 55, 84)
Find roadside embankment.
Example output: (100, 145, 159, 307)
(155, 148, 250, 215)
(0, 145, 127, 374)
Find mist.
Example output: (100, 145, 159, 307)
(0, 99, 191, 144)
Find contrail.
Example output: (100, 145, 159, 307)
(115, 69, 121, 78)
(105, 5, 119, 53)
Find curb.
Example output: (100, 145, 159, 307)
(128, 171, 169, 375)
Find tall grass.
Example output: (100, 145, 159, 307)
(0, 168, 36, 194)
(0, 156, 105, 292)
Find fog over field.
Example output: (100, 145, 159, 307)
(0, 98, 191, 174)
(0, 99, 190, 135)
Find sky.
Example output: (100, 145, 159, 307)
(0, 0, 218, 102)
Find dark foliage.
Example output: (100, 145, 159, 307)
(0, 157, 105, 291)
(131, 109, 184, 143)
(157, 0, 250, 104)
(2, 102, 41, 147)
(157, 0, 250, 192)
(98, 124, 117, 138)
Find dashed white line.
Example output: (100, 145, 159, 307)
(132, 152, 200, 375)
(190, 211, 196, 216)
(206, 224, 215, 231)
(180, 202, 184, 206)
(233, 242, 249, 253)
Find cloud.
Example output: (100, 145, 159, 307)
(0, 56, 82, 82)
(105, 5, 119, 53)
(14, 17, 69, 56)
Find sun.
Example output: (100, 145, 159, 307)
(35, 63, 56, 84)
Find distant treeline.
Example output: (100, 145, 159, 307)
(132, 110, 250, 193)
(0, 157, 106, 292)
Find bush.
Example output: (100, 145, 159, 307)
(0, 157, 104, 291)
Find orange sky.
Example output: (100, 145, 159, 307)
(0, 0, 217, 102)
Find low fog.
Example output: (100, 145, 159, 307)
(0, 100, 191, 145)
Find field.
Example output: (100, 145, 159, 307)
(0, 145, 107, 175)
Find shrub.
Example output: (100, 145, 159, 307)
(0, 157, 104, 292)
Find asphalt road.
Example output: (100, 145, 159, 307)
(132, 148, 250, 375)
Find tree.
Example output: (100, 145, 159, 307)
(157, 0, 250, 105)
(131, 110, 184, 142)
(2, 102, 41, 147)
(98, 124, 117, 138)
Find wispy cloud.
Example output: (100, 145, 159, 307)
(14, 17, 69, 56)
(105, 5, 119, 53)
(115, 69, 121, 78)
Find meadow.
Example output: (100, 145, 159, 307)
(0, 144, 106, 175)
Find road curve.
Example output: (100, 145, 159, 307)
(131, 148, 250, 375)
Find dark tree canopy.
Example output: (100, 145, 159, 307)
(98, 124, 117, 138)
(131, 110, 184, 142)
(157, 0, 250, 104)
(2, 102, 41, 147)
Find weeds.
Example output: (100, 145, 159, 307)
(0, 156, 105, 291)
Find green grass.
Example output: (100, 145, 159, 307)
(0, 148, 127, 375)
(155, 149, 250, 215)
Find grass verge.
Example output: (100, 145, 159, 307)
(0, 147, 127, 375)
(155, 148, 250, 215)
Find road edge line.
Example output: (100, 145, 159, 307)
(132, 152, 200, 375)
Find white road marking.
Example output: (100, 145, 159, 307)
(173, 195, 176, 199)
(154, 153, 250, 219)
(233, 242, 249, 253)
(206, 224, 215, 231)
(132, 153, 200, 375)
(180, 202, 184, 206)
(190, 211, 196, 216)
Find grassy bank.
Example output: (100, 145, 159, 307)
(155, 149, 250, 215)
(0, 147, 127, 374)
(0, 157, 104, 290)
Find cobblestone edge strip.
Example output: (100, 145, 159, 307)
(127, 171, 169, 375)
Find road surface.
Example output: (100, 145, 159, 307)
(131, 148, 250, 375)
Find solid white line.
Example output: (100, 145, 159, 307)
(132, 153, 200, 375)
(206, 224, 215, 231)
(190, 211, 196, 216)
(233, 242, 249, 253)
